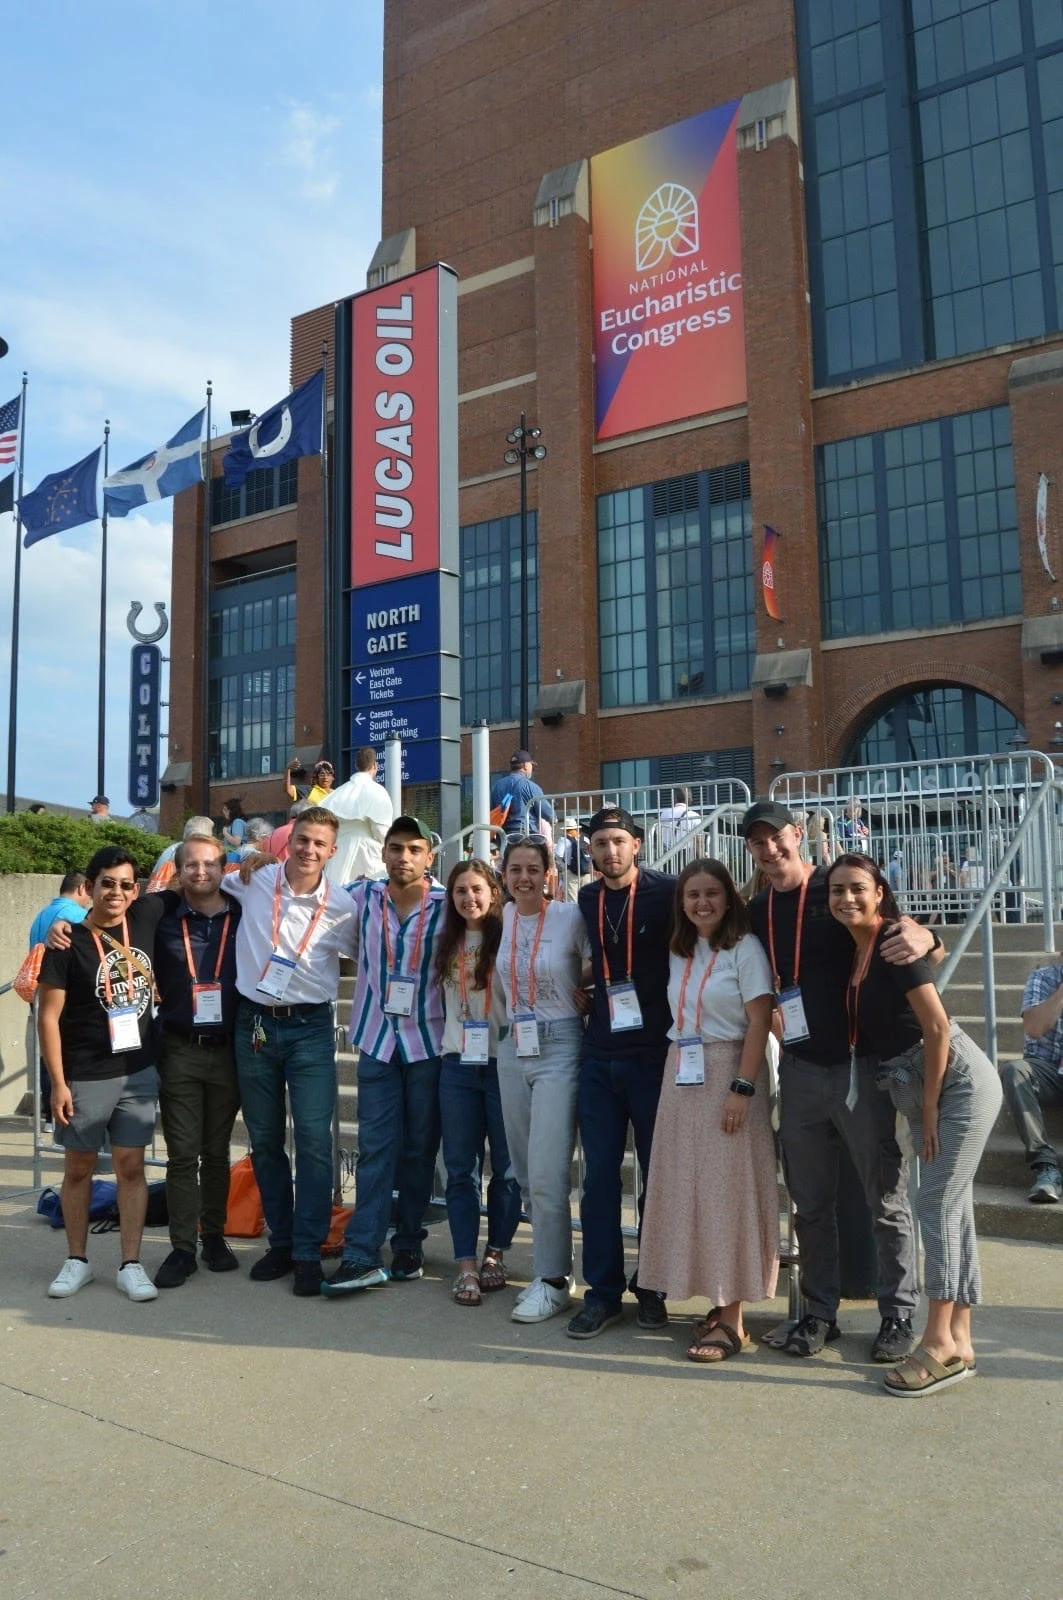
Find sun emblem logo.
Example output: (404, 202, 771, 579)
(635, 182, 700, 271)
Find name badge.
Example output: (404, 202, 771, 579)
(675, 1036, 705, 1085)
(461, 1020, 490, 1064)
(385, 974, 416, 1016)
(607, 982, 643, 1033)
(108, 1005, 141, 1054)
(192, 983, 224, 1026)
(778, 985, 810, 1044)
(257, 954, 296, 1000)
(514, 1010, 540, 1057)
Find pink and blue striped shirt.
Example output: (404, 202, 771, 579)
(347, 878, 446, 1062)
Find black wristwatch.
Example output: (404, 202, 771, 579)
(929, 933, 943, 953)
(729, 1077, 756, 1097)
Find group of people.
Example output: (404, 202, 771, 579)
(34, 782, 1031, 1397)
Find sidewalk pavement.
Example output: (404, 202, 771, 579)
(2, 1121, 1061, 1600)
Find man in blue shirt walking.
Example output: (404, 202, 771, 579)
(489, 750, 555, 840)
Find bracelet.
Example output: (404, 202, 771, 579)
(730, 1077, 756, 1097)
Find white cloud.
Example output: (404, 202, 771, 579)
(280, 101, 342, 202)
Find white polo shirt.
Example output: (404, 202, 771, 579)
(222, 863, 358, 1005)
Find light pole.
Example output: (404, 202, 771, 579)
(504, 412, 546, 750)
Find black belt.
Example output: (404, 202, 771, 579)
(163, 1026, 232, 1049)
(237, 996, 331, 1018)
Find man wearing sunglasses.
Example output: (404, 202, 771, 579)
(38, 847, 167, 1303)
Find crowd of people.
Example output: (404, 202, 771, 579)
(31, 780, 1045, 1399)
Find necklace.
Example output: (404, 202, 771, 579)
(603, 895, 628, 947)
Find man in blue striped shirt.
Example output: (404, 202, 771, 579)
(323, 816, 447, 1295)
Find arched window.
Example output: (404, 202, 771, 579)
(845, 686, 1023, 767)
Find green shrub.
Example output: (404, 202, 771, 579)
(0, 813, 176, 877)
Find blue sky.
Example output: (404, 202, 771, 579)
(0, 0, 384, 814)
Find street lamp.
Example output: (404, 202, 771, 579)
(504, 412, 547, 750)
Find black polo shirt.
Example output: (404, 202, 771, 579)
(154, 897, 241, 1041)
(579, 868, 676, 1065)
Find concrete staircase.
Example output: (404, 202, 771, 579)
(944, 922, 1063, 1245)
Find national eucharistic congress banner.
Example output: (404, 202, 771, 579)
(591, 102, 746, 441)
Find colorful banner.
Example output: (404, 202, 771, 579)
(762, 525, 782, 621)
(591, 102, 746, 441)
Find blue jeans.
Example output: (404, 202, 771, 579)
(439, 1052, 522, 1261)
(577, 1052, 665, 1308)
(341, 1052, 442, 1266)
(233, 1000, 336, 1262)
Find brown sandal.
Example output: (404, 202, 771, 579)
(452, 1269, 482, 1307)
(691, 1305, 724, 1340)
(479, 1250, 507, 1292)
(687, 1321, 751, 1364)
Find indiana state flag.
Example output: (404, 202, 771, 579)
(21, 448, 101, 547)
(222, 368, 324, 489)
(103, 407, 205, 517)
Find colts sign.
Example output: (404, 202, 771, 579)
(128, 646, 162, 809)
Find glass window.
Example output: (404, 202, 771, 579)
(208, 568, 296, 778)
(819, 405, 1018, 638)
(459, 512, 538, 725)
(846, 685, 1022, 763)
(211, 458, 298, 527)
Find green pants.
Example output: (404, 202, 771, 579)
(158, 1031, 241, 1253)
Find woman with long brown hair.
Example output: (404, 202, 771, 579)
(638, 858, 777, 1363)
(435, 859, 521, 1306)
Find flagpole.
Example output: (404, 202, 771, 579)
(5, 371, 28, 812)
(96, 421, 110, 799)
(199, 382, 213, 816)
(320, 343, 335, 764)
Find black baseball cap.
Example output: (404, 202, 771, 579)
(510, 749, 534, 767)
(385, 815, 434, 845)
(89, 795, 109, 806)
(741, 800, 798, 838)
(586, 805, 640, 840)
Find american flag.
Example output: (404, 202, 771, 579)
(0, 395, 19, 466)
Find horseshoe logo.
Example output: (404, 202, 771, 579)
(126, 601, 169, 644)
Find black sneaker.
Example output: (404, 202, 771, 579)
(154, 1248, 197, 1289)
(781, 1314, 842, 1357)
(292, 1260, 323, 1297)
(389, 1248, 424, 1281)
(249, 1246, 293, 1282)
(566, 1301, 623, 1339)
(200, 1234, 239, 1273)
(870, 1315, 916, 1362)
(635, 1290, 668, 1330)
(321, 1260, 389, 1295)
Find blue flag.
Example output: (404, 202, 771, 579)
(20, 448, 101, 547)
(222, 368, 324, 489)
(103, 407, 205, 517)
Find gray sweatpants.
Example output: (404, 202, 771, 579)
(998, 1054, 1062, 1170)
(779, 1052, 918, 1323)
(885, 1024, 1002, 1305)
(497, 1016, 582, 1281)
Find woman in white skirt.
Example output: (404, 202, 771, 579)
(494, 836, 591, 1325)
(639, 858, 777, 1363)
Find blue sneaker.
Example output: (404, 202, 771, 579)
(321, 1260, 389, 1296)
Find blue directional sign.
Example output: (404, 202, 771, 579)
(350, 573, 442, 665)
(381, 739, 461, 787)
(128, 645, 162, 809)
(352, 696, 443, 746)
(350, 653, 440, 705)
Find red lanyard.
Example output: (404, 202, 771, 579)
(509, 901, 548, 1012)
(90, 919, 150, 1008)
(268, 871, 328, 963)
(597, 871, 637, 985)
(457, 935, 492, 1021)
(181, 910, 231, 984)
(845, 922, 881, 1053)
(382, 883, 429, 975)
(675, 947, 719, 1035)
(767, 870, 810, 990)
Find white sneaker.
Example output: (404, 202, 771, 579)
(48, 1258, 94, 1298)
(511, 1275, 573, 1323)
(116, 1262, 158, 1302)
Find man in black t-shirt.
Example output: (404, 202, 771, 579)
(743, 801, 942, 1360)
(567, 807, 676, 1339)
(38, 847, 166, 1304)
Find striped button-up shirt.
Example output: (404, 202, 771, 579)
(348, 878, 446, 1062)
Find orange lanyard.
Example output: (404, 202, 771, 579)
(268, 871, 328, 963)
(845, 922, 881, 1053)
(675, 948, 719, 1035)
(509, 901, 548, 1012)
(597, 872, 637, 985)
(90, 919, 150, 1009)
(767, 871, 810, 990)
(457, 935, 492, 1021)
(382, 884, 429, 975)
(181, 910, 231, 984)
